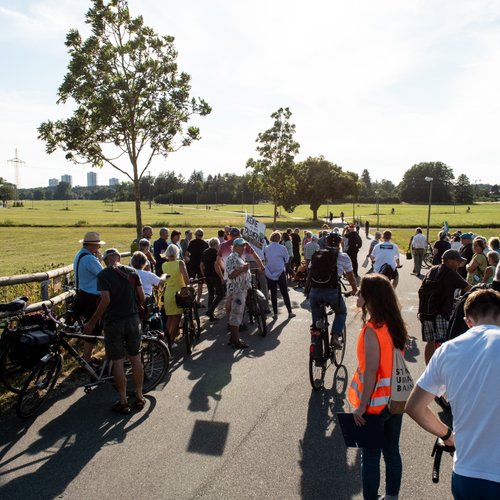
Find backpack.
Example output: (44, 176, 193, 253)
(310, 249, 339, 288)
(418, 266, 451, 321)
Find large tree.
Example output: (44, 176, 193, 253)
(399, 162, 454, 203)
(38, 0, 211, 236)
(246, 107, 300, 228)
(0, 178, 16, 202)
(454, 174, 474, 204)
(299, 156, 353, 220)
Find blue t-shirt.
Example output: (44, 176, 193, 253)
(73, 248, 103, 295)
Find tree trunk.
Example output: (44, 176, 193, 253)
(133, 164, 142, 238)
(312, 207, 318, 221)
(273, 201, 277, 230)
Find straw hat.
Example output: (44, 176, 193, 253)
(79, 231, 106, 245)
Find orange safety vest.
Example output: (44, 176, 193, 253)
(348, 321, 393, 414)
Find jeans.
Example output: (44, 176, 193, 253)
(361, 407, 403, 500)
(412, 248, 425, 275)
(309, 286, 347, 336)
(452, 472, 500, 499)
(205, 276, 225, 317)
(347, 249, 360, 276)
(267, 271, 292, 314)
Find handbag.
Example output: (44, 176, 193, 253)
(388, 348, 414, 414)
(406, 250, 412, 260)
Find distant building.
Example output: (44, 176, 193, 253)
(49, 178, 59, 187)
(87, 171, 97, 187)
(109, 177, 119, 186)
(61, 174, 73, 186)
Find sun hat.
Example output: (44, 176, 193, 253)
(102, 248, 121, 261)
(79, 231, 105, 245)
(233, 238, 246, 247)
(442, 249, 466, 262)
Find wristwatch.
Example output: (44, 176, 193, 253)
(440, 427, 452, 441)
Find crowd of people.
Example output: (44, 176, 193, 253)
(71, 220, 500, 499)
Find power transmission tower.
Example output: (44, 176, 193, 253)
(7, 148, 26, 200)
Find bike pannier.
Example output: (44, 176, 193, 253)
(13, 329, 58, 368)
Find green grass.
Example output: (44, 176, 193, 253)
(0, 200, 498, 276)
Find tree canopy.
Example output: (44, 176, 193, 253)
(38, 0, 211, 236)
(399, 162, 454, 203)
(246, 107, 300, 228)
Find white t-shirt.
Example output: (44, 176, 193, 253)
(417, 325, 500, 483)
(411, 233, 427, 249)
(371, 241, 400, 272)
(137, 269, 161, 296)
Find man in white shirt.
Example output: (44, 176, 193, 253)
(406, 289, 500, 499)
(411, 227, 428, 277)
(370, 230, 401, 288)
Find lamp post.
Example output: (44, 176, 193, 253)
(425, 177, 434, 244)
(252, 191, 255, 216)
(241, 190, 244, 212)
(375, 190, 380, 231)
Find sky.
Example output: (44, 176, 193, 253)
(1, 0, 500, 189)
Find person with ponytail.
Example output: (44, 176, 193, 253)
(348, 273, 408, 500)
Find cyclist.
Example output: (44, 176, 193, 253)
(309, 232, 358, 350)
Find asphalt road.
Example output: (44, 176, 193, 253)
(0, 246, 454, 500)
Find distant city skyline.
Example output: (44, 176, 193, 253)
(1, 0, 500, 188)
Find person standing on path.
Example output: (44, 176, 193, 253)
(153, 227, 169, 276)
(345, 223, 363, 278)
(411, 227, 428, 277)
(200, 238, 225, 321)
(349, 273, 408, 500)
(83, 248, 145, 414)
(290, 228, 301, 272)
(365, 220, 370, 239)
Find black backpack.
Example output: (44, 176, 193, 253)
(418, 266, 451, 321)
(310, 249, 339, 288)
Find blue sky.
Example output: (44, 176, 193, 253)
(1, 0, 500, 188)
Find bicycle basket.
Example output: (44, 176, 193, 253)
(12, 328, 58, 368)
(175, 287, 196, 308)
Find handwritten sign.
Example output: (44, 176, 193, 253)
(242, 214, 266, 249)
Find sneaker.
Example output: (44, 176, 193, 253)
(331, 336, 343, 350)
(288, 312, 296, 319)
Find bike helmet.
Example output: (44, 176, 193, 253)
(326, 232, 342, 247)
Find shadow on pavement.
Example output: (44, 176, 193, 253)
(300, 364, 362, 499)
(0, 387, 156, 500)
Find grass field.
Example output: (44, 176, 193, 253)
(0, 200, 499, 276)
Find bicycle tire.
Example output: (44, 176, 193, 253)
(124, 337, 169, 395)
(254, 299, 267, 337)
(333, 325, 347, 367)
(16, 353, 62, 419)
(183, 311, 193, 356)
(193, 306, 202, 339)
(0, 338, 31, 394)
(423, 251, 433, 269)
(309, 332, 328, 390)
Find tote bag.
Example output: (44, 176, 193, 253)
(388, 348, 414, 415)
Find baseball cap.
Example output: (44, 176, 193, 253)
(103, 248, 120, 260)
(442, 249, 466, 262)
(230, 227, 241, 236)
(460, 232, 473, 240)
(233, 238, 246, 247)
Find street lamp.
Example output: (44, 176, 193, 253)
(425, 176, 433, 244)
(241, 190, 244, 212)
(375, 190, 380, 231)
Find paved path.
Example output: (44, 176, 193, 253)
(0, 248, 453, 499)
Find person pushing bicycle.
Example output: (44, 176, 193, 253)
(309, 233, 358, 350)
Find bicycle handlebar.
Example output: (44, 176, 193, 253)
(431, 437, 455, 484)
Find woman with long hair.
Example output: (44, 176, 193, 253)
(349, 273, 408, 500)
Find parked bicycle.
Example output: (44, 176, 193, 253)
(175, 278, 203, 356)
(246, 269, 268, 336)
(16, 305, 170, 418)
(422, 243, 434, 269)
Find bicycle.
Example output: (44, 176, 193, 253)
(431, 436, 455, 483)
(16, 306, 170, 419)
(309, 292, 350, 390)
(423, 243, 434, 269)
(246, 269, 268, 336)
(175, 278, 203, 356)
(0, 296, 59, 394)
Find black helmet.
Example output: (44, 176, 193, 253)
(326, 232, 342, 247)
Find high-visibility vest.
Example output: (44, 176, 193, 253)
(348, 321, 393, 414)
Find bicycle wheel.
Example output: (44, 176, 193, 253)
(0, 338, 31, 394)
(254, 299, 267, 337)
(16, 353, 62, 419)
(333, 325, 347, 367)
(124, 337, 170, 395)
(193, 306, 202, 339)
(309, 333, 328, 390)
(423, 251, 433, 269)
(183, 311, 193, 356)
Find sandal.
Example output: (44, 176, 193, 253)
(228, 340, 249, 349)
(133, 397, 147, 410)
(112, 400, 131, 414)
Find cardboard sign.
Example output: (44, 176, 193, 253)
(242, 214, 266, 249)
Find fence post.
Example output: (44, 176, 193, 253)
(41, 280, 50, 301)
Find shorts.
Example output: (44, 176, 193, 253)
(227, 291, 246, 327)
(103, 315, 142, 360)
(421, 314, 449, 342)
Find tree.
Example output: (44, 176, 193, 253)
(53, 181, 73, 200)
(38, 0, 211, 237)
(246, 107, 300, 228)
(0, 178, 16, 202)
(360, 169, 372, 197)
(299, 156, 353, 220)
(399, 162, 454, 203)
(33, 189, 45, 200)
(454, 174, 473, 204)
